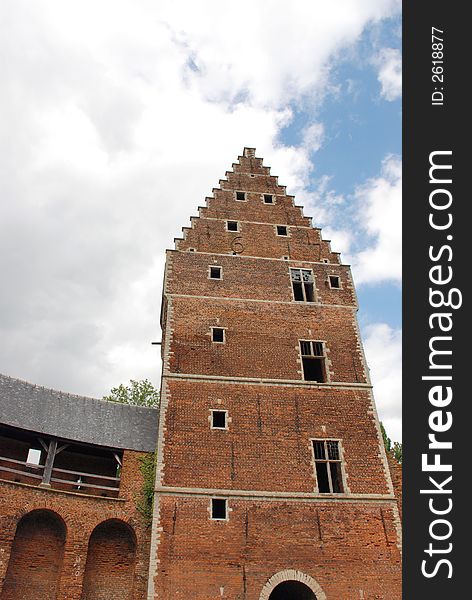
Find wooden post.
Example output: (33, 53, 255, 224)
(40, 439, 57, 487)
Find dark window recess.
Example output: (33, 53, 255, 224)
(277, 225, 288, 236)
(212, 411, 227, 428)
(227, 221, 239, 231)
(236, 191, 246, 201)
(212, 328, 225, 343)
(313, 440, 344, 493)
(211, 498, 227, 519)
(291, 269, 315, 302)
(210, 266, 222, 279)
(329, 275, 341, 288)
(300, 340, 326, 382)
(264, 194, 274, 204)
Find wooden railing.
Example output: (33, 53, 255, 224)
(0, 455, 120, 496)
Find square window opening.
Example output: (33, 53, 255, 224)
(236, 191, 246, 201)
(211, 498, 227, 519)
(211, 410, 227, 429)
(212, 328, 225, 343)
(210, 266, 222, 280)
(329, 275, 341, 289)
(227, 221, 239, 232)
(264, 194, 274, 204)
(277, 225, 288, 236)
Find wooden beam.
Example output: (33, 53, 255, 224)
(40, 439, 57, 487)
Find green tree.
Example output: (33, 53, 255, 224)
(392, 441, 402, 464)
(380, 421, 402, 464)
(103, 379, 160, 408)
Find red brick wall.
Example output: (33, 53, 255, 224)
(81, 520, 137, 600)
(162, 380, 388, 495)
(0, 450, 151, 600)
(387, 454, 403, 521)
(167, 297, 366, 383)
(2, 509, 66, 600)
(152, 149, 402, 599)
(154, 496, 401, 600)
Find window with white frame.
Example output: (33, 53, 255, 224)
(211, 410, 227, 429)
(312, 439, 344, 493)
(227, 220, 239, 232)
(211, 327, 225, 343)
(211, 498, 228, 519)
(329, 275, 341, 289)
(291, 268, 315, 302)
(209, 266, 222, 280)
(276, 225, 288, 236)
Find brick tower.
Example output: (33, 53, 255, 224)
(149, 148, 401, 599)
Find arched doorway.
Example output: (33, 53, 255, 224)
(269, 580, 316, 600)
(2, 509, 66, 600)
(80, 519, 137, 600)
(259, 570, 326, 600)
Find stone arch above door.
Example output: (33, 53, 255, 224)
(259, 569, 327, 600)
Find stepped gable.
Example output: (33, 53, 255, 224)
(175, 147, 341, 264)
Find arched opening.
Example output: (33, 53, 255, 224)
(2, 509, 66, 600)
(80, 519, 137, 600)
(269, 580, 316, 600)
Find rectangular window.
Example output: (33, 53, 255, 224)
(291, 269, 315, 302)
(227, 221, 239, 232)
(276, 225, 288, 236)
(209, 266, 222, 279)
(329, 275, 341, 289)
(300, 340, 326, 382)
(312, 440, 344, 493)
(264, 194, 274, 204)
(211, 498, 227, 519)
(212, 327, 225, 343)
(211, 410, 227, 429)
(236, 191, 246, 201)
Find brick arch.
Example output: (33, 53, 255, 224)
(80, 519, 137, 600)
(2, 509, 66, 600)
(259, 570, 327, 600)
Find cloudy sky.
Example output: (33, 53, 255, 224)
(0, 1, 402, 440)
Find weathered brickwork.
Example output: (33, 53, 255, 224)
(387, 453, 403, 522)
(0, 450, 151, 600)
(151, 148, 402, 599)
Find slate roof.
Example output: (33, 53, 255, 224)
(0, 373, 157, 452)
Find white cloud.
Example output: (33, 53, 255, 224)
(376, 47, 402, 101)
(0, 0, 400, 397)
(351, 155, 402, 285)
(302, 122, 325, 153)
(363, 323, 402, 441)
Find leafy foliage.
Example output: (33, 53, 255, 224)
(103, 379, 160, 408)
(135, 452, 156, 524)
(392, 441, 402, 464)
(380, 421, 402, 464)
